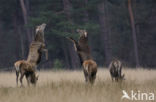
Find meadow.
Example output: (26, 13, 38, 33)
(0, 68, 156, 102)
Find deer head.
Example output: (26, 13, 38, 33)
(36, 23, 46, 34)
(35, 23, 46, 43)
(77, 29, 88, 38)
(30, 73, 39, 86)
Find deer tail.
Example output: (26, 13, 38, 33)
(84, 64, 89, 74)
(14, 62, 23, 72)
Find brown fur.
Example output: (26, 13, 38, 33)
(14, 60, 38, 87)
(35, 23, 46, 43)
(67, 29, 92, 64)
(27, 23, 48, 65)
(109, 59, 125, 81)
(34, 23, 48, 61)
(27, 41, 47, 64)
(77, 29, 92, 63)
(14, 23, 48, 87)
(67, 29, 97, 84)
(83, 60, 97, 84)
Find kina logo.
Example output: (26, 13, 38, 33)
(121, 90, 155, 101)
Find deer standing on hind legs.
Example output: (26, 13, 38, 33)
(109, 59, 125, 82)
(14, 23, 48, 87)
(33, 23, 48, 61)
(67, 29, 97, 84)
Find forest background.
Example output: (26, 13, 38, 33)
(0, 0, 155, 69)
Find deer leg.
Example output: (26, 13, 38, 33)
(25, 74, 30, 87)
(83, 69, 88, 83)
(90, 72, 96, 84)
(111, 76, 114, 82)
(16, 71, 19, 86)
(89, 75, 93, 84)
(119, 68, 122, 78)
(115, 77, 118, 82)
(20, 73, 24, 87)
(66, 37, 78, 51)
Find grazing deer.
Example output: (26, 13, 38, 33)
(14, 42, 43, 86)
(109, 59, 125, 81)
(14, 60, 38, 86)
(14, 42, 43, 87)
(67, 29, 97, 84)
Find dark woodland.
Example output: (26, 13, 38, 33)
(0, 0, 156, 70)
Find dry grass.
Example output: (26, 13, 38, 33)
(0, 68, 156, 102)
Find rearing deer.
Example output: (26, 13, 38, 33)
(34, 23, 48, 60)
(67, 29, 97, 84)
(14, 23, 48, 87)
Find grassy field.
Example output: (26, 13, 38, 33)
(0, 68, 156, 102)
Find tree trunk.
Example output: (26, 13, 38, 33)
(97, 1, 112, 66)
(128, 0, 140, 67)
(19, 0, 31, 44)
(62, 0, 80, 69)
(84, 0, 89, 23)
(13, 14, 20, 59)
(68, 43, 80, 69)
(17, 26, 25, 58)
(61, 39, 70, 69)
(63, 0, 73, 20)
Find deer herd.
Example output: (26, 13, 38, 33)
(14, 23, 125, 87)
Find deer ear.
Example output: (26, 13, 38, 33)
(36, 26, 39, 33)
(84, 30, 88, 37)
(42, 23, 46, 26)
(42, 23, 46, 29)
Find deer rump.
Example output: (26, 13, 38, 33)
(109, 60, 124, 81)
(83, 60, 97, 84)
(14, 60, 38, 86)
(67, 29, 97, 84)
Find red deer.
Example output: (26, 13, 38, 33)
(109, 59, 125, 81)
(83, 60, 97, 84)
(14, 41, 44, 86)
(14, 23, 48, 86)
(34, 23, 48, 60)
(67, 29, 97, 84)
(67, 29, 92, 64)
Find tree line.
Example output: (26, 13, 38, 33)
(0, 0, 156, 69)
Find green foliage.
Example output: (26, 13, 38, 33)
(53, 59, 63, 70)
(0, 0, 156, 68)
